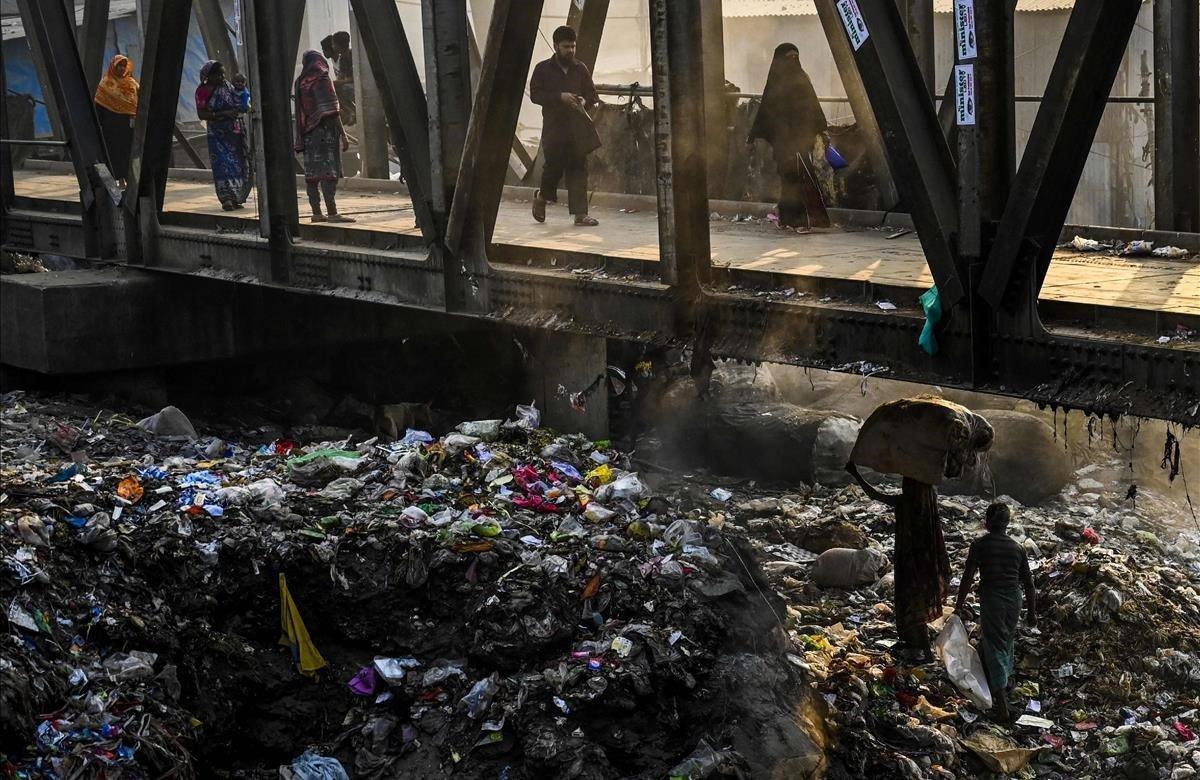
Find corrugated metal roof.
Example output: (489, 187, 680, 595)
(724, 0, 1085, 18)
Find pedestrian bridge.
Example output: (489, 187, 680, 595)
(2, 0, 1197, 425)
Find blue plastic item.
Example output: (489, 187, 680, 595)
(825, 143, 849, 170)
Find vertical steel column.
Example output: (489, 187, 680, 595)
(252, 0, 299, 283)
(195, 0, 240, 75)
(444, 0, 545, 309)
(348, 0, 436, 241)
(126, 0, 192, 264)
(979, 0, 1143, 310)
(700, 0, 728, 197)
(350, 12, 389, 179)
(813, 0, 899, 209)
(1153, 0, 1200, 232)
(895, 0, 934, 95)
(955, 0, 1014, 382)
(18, 0, 116, 259)
(1, 50, 15, 215)
(81, 0, 112, 94)
(648, 0, 710, 294)
(423, 0, 473, 220)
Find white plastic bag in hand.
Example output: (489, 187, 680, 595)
(935, 615, 993, 709)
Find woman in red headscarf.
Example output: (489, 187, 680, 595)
(294, 50, 352, 223)
(93, 54, 139, 184)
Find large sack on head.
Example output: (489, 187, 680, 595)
(849, 396, 993, 485)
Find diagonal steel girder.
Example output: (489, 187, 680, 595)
(819, 0, 964, 308)
(445, 0, 545, 256)
(349, 0, 436, 242)
(18, 0, 116, 259)
(978, 0, 1143, 311)
(194, 0, 240, 75)
(80, 0, 111, 94)
(126, 0, 192, 227)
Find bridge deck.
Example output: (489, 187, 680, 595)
(13, 170, 1199, 316)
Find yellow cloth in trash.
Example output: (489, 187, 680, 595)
(278, 573, 326, 677)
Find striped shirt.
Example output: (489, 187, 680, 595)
(966, 532, 1031, 591)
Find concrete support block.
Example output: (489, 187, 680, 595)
(522, 331, 608, 441)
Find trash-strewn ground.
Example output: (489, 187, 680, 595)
(2, 390, 1198, 779)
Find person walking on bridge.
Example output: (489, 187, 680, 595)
(530, 25, 601, 227)
(748, 43, 830, 230)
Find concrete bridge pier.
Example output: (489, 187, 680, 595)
(520, 331, 609, 442)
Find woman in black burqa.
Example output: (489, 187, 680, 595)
(748, 43, 830, 229)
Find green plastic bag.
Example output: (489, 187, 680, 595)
(918, 286, 942, 355)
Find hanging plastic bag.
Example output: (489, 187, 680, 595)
(934, 615, 992, 709)
(918, 286, 942, 356)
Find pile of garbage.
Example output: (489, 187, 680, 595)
(0, 391, 821, 778)
(734, 475, 1200, 778)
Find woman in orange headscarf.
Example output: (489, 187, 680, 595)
(94, 54, 139, 184)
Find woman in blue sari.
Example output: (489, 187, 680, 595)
(196, 60, 249, 210)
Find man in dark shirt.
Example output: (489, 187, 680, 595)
(954, 502, 1038, 720)
(529, 25, 601, 226)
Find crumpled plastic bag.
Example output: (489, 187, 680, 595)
(514, 401, 540, 429)
(456, 419, 502, 441)
(595, 472, 646, 503)
(136, 406, 198, 439)
(935, 615, 993, 709)
(103, 650, 158, 681)
(283, 750, 349, 780)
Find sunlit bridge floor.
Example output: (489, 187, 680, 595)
(12, 168, 1200, 318)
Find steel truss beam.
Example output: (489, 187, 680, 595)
(895, 0, 934, 95)
(813, 1, 899, 210)
(445, 0, 544, 263)
(194, 0, 239, 75)
(126, 0, 191, 257)
(423, 0, 473, 221)
(464, 16, 535, 180)
(1, 48, 15, 214)
(648, 0, 710, 295)
(349, 0, 436, 242)
(251, 0, 299, 283)
(820, 0, 959, 304)
(978, 0, 1143, 311)
(133, 221, 1200, 426)
(81, 0, 111, 94)
(1153, 0, 1200, 233)
(17, 0, 116, 259)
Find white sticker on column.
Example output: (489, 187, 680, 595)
(836, 0, 870, 51)
(955, 0, 978, 60)
(955, 64, 977, 126)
